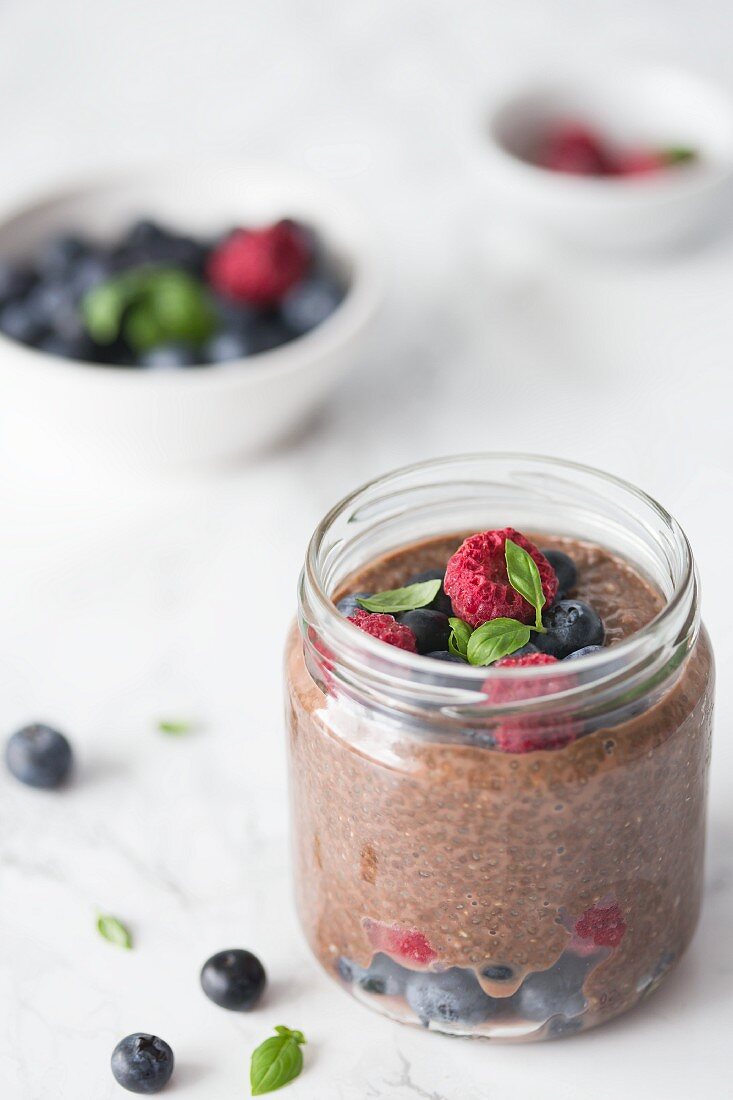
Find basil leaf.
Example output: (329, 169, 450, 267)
(356, 580, 441, 614)
(505, 539, 546, 631)
(448, 617, 472, 659)
(97, 914, 132, 950)
(466, 618, 531, 666)
(157, 719, 193, 735)
(250, 1026, 306, 1096)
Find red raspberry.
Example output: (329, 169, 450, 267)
(485, 653, 577, 753)
(444, 528, 558, 628)
(207, 220, 310, 306)
(574, 902, 627, 948)
(616, 150, 666, 176)
(348, 610, 417, 653)
(538, 124, 615, 176)
(363, 919, 437, 966)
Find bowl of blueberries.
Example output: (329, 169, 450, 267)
(0, 164, 381, 468)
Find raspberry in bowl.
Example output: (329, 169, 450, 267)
(285, 454, 714, 1040)
(0, 165, 380, 469)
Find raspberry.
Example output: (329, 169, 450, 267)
(348, 610, 417, 653)
(538, 124, 615, 176)
(485, 653, 577, 753)
(574, 902, 627, 948)
(444, 528, 558, 628)
(363, 919, 437, 966)
(616, 150, 666, 176)
(207, 220, 310, 306)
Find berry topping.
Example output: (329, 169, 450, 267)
(406, 967, 493, 1027)
(535, 598, 605, 659)
(111, 1033, 174, 1094)
(404, 568, 453, 615)
(200, 948, 267, 1011)
(486, 653, 577, 753)
(363, 919, 438, 966)
(574, 902, 627, 948)
(444, 528, 558, 628)
(396, 609, 450, 654)
(540, 548, 577, 599)
(348, 610, 417, 652)
(538, 124, 614, 176)
(207, 220, 310, 306)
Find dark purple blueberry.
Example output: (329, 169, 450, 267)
(5, 724, 73, 789)
(204, 329, 251, 363)
(513, 953, 592, 1022)
(246, 313, 295, 355)
(541, 549, 578, 600)
(111, 1034, 174, 1094)
(200, 948, 266, 1011)
(280, 275, 343, 335)
(426, 650, 464, 663)
(404, 568, 453, 616)
(564, 644, 604, 661)
(0, 261, 34, 305)
(482, 963, 513, 981)
(336, 592, 372, 617)
(114, 221, 206, 275)
(510, 641, 539, 658)
(37, 332, 95, 360)
(36, 234, 89, 279)
(535, 600, 604, 659)
(72, 252, 114, 296)
(406, 967, 493, 1027)
(397, 609, 450, 654)
(138, 343, 198, 369)
(338, 953, 407, 995)
(0, 300, 45, 344)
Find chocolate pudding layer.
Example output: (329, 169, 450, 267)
(286, 533, 713, 1040)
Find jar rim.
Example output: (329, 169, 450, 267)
(301, 453, 699, 712)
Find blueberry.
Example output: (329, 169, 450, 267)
(564, 644, 604, 661)
(426, 650, 464, 663)
(200, 948, 266, 1011)
(482, 963, 513, 981)
(111, 1034, 174, 1094)
(36, 234, 89, 279)
(406, 967, 493, 1027)
(117, 221, 206, 274)
(72, 252, 114, 296)
(535, 600, 604, 659)
(0, 300, 45, 344)
(541, 549, 577, 599)
(37, 332, 94, 361)
(138, 343, 198, 369)
(246, 313, 295, 355)
(397, 609, 450, 654)
(0, 261, 34, 305)
(204, 329, 251, 363)
(336, 592, 371, 617)
(510, 641, 539, 658)
(280, 275, 343, 335)
(338, 953, 407, 995)
(405, 568, 453, 616)
(514, 953, 591, 1022)
(5, 724, 73, 789)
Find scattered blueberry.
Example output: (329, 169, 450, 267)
(37, 234, 89, 279)
(513, 953, 592, 1022)
(425, 650, 464, 663)
(338, 952, 407, 996)
(110, 1033, 174, 1094)
(405, 568, 453, 616)
(397, 609, 450, 654)
(200, 948, 266, 1011)
(0, 300, 45, 344)
(336, 592, 371, 617)
(280, 275, 343, 335)
(204, 329, 250, 363)
(5, 724, 73, 789)
(37, 332, 93, 360)
(482, 963, 513, 981)
(406, 967, 493, 1027)
(246, 313, 295, 355)
(0, 261, 34, 305)
(138, 343, 198, 369)
(564, 644, 604, 661)
(541, 549, 578, 599)
(535, 599, 604, 659)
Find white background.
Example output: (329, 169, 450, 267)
(0, 2, 731, 1098)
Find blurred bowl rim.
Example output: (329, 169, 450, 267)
(0, 160, 382, 390)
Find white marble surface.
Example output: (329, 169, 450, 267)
(0, 2, 732, 1097)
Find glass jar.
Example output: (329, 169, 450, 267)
(284, 455, 714, 1040)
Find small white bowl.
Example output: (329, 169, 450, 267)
(0, 164, 381, 470)
(484, 65, 733, 251)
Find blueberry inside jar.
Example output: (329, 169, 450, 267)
(285, 455, 714, 1040)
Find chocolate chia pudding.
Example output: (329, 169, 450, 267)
(285, 457, 714, 1040)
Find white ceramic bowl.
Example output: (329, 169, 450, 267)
(484, 65, 733, 251)
(0, 165, 381, 470)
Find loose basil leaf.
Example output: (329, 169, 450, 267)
(466, 617, 531, 666)
(505, 539, 546, 631)
(97, 914, 132, 950)
(448, 617, 472, 659)
(157, 719, 193, 735)
(250, 1026, 306, 1096)
(356, 579, 441, 614)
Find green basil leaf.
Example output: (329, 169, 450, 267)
(356, 580, 441, 614)
(505, 539, 546, 630)
(466, 618, 531, 666)
(448, 617, 472, 659)
(250, 1026, 306, 1095)
(97, 914, 132, 950)
(157, 719, 193, 735)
